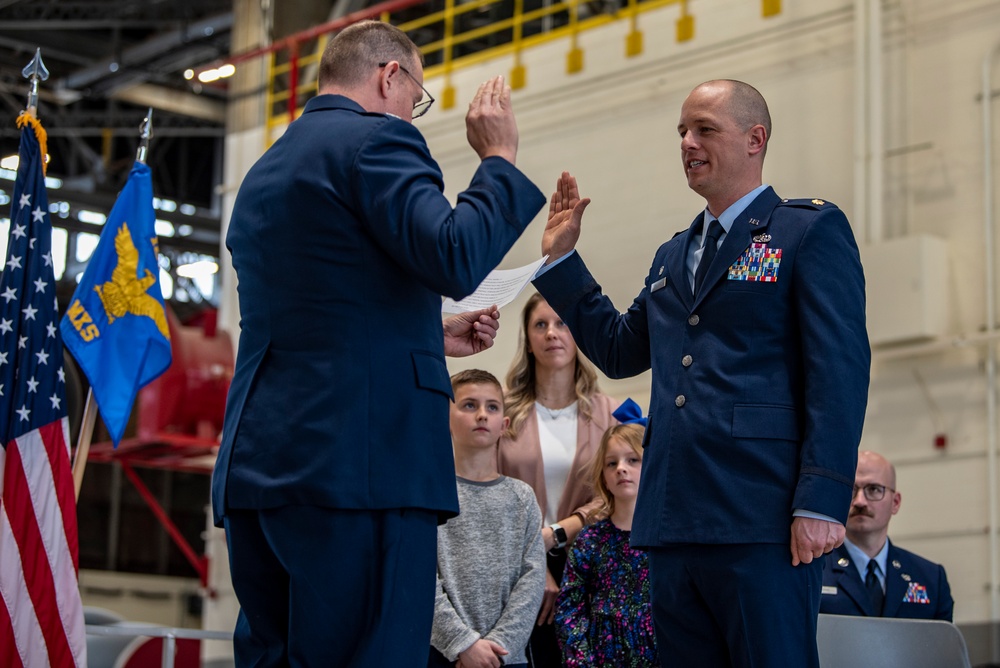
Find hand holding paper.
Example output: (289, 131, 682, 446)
(441, 256, 548, 315)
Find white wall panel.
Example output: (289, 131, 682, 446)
(217, 0, 1000, 629)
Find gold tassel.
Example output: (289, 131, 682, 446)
(15, 112, 48, 175)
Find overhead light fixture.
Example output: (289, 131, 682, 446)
(176, 259, 219, 278)
(197, 63, 236, 83)
(155, 219, 175, 237)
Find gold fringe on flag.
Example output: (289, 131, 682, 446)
(15, 112, 48, 175)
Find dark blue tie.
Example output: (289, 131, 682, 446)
(694, 219, 723, 295)
(865, 559, 884, 614)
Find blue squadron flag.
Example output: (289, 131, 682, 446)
(0, 112, 87, 668)
(60, 161, 172, 446)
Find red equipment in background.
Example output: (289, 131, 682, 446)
(85, 305, 234, 585)
(138, 307, 232, 446)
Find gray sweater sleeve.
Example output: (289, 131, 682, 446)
(483, 486, 545, 657)
(432, 571, 481, 661)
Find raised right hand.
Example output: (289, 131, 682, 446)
(542, 171, 590, 263)
(466, 76, 518, 164)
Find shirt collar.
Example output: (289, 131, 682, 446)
(703, 184, 770, 234)
(843, 536, 889, 581)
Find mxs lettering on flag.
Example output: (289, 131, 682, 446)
(1, 112, 87, 668)
(60, 161, 172, 446)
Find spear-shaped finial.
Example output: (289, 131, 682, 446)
(136, 107, 153, 164)
(21, 48, 49, 118)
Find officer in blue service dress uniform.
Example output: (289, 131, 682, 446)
(534, 79, 870, 667)
(821, 451, 954, 621)
(211, 20, 545, 667)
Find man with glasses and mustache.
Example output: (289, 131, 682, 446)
(212, 19, 545, 667)
(820, 451, 954, 621)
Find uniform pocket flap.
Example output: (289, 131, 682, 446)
(412, 351, 453, 399)
(732, 404, 799, 441)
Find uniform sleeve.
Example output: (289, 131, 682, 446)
(555, 527, 596, 666)
(484, 490, 546, 656)
(354, 120, 545, 300)
(533, 251, 653, 380)
(790, 206, 871, 522)
(936, 564, 955, 622)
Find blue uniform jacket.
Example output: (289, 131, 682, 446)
(820, 541, 954, 621)
(534, 187, 870, 546)
(211, 95, 545, 526)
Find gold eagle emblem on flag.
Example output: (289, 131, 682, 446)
(93, 222, 170, 339)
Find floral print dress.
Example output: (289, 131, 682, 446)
(554, 519, 659, 667)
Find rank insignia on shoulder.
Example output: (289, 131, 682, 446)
(812, 199, 826, 206)
(753, 233, 771, 243)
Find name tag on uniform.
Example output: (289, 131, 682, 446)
(822, 586, 838, 595)
(651, 278, 667, 293)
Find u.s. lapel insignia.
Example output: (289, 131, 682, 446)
(892, 560, 901, 569)
(812, 199, 825, 206)
(752, 233, 771, 243)
(837, 557, 849, 567)
(658, 265, 664, 276)
(748, 218, 760, 226)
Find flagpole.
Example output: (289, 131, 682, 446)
(72, 391, 98, 500)
(15, 49, 99, 501)
(71, 108, 155, 500)
(21, 48, 47, 119)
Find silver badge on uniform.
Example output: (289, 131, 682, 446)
(651, 278, 667, 293)
(752, 233, 771, 243)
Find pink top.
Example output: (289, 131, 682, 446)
(498, 393, 620, 525)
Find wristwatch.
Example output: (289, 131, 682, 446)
(549, 523, 568, 551)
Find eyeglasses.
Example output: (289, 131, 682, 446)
(853, 483, 895, 501)
(378, 62, 434, 119)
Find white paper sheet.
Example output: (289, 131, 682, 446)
(441, 256, 548, 314)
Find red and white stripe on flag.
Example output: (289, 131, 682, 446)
(1, 419, 87, 668)
(2, 114, 86, 667)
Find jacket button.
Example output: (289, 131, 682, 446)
(688, 314, 700, 326)
(681, 355, 693, 367)
(675, 395, 686, 407)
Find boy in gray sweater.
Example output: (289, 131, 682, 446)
(429, 370, 546, 668)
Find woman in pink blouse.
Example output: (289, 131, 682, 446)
(498, 292, 619, 667)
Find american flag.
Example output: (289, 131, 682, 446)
(0, 114, 86, 667)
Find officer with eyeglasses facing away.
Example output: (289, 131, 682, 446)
(212, 18, 546, 668)
(820, 451, 954, 621)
